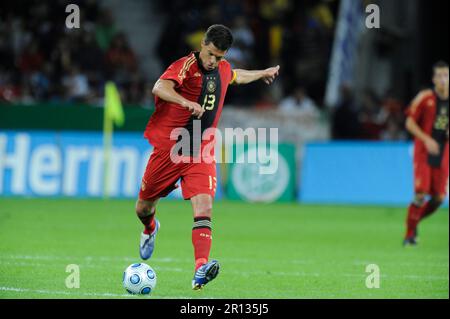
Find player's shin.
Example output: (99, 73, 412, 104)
(405, 196, 426, 238)
(136, 207, 156, 235)
(192, 216, 212, 271)
(420, 197, 444, 220)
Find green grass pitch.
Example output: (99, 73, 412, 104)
(0, 198, 448, 299)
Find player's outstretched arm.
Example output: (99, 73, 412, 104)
(152, 79, 204, 118)
(233, 65, 280, 85)
(405, 116, 440, 155)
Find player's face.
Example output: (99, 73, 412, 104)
(199, 41, 226, 71)
(433, 67, 449, 92)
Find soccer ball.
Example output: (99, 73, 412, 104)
(122, 263, 157, 295)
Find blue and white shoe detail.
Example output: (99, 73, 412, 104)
(192, 260, 220, 290)
(139, 219, 160, 260)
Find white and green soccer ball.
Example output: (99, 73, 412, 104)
(123, 263, 157, 295)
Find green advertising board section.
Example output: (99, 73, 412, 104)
(0, 103, 154, 132)
(226, 143, 296, 202)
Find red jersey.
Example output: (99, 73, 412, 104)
(144, 52, 236, 157)
(406, 89, 449, 167)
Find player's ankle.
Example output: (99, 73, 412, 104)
(405, 229, 416, 238)
(195, 258, 207, 271)
(143, 220, 156, 235)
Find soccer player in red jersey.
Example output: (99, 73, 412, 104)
(135, 25, 280, 289)
(404, 61, 449, 246)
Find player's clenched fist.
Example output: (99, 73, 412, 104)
(182, 100, 204, 118)
(424, 136, 440, 155)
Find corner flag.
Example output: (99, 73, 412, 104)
(104, 81, 125, 126)
(103, 81, 125, 198)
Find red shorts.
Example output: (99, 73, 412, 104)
(139, 148, 217, 201)
(414, 158, 449, 197)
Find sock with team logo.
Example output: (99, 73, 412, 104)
(192, 216, 212, 271)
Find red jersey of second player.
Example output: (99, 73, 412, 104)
(144, 52, 236, 158)
(406, 89, 449, 166)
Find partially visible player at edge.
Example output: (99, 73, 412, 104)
(135, 25, 280, 289)
(404, 61, 449, 246)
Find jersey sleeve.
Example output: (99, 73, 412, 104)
(406, 91, 428, 123)
(221, 59, 237, 85)
(159, 56, 193, 88)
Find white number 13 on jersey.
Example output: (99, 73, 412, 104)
(202, 94, 216, 111)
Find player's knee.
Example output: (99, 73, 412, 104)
(135, 200, 156, 217)
(413, 193, 426, 206)
(194, 204, 213, 218)
(191, 194, 213, 218)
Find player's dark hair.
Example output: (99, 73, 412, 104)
(204, 24, 234, 51)
(433, 60, 449, 72)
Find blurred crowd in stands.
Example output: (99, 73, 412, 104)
(331, 85, 408, 141)
(154, 0, 408, 141)
(0, 0, 145, 106)
(155, 0, 337, 109)
(0, 0, 409, 141)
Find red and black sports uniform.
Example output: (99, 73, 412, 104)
(404, 89, 449, 240)
(140, 52, 236, 200)
(406, 89, 449, 197)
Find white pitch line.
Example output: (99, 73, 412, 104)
(341, 273, 449, 280)
(0, 260, 185, 272)
(1, 254, 447, 280)
(0, 260, 447, 281)
(0, 286, 134, 298)
(0, 254, 315, 265)
(0, 260, 319, 277)
(0, 255, 185, 263)
(0, 286, 194, 299)
(353, 260, 449, 267)
(3, 254, 448, 268)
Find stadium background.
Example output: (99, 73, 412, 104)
(0, 0, 448, 299)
